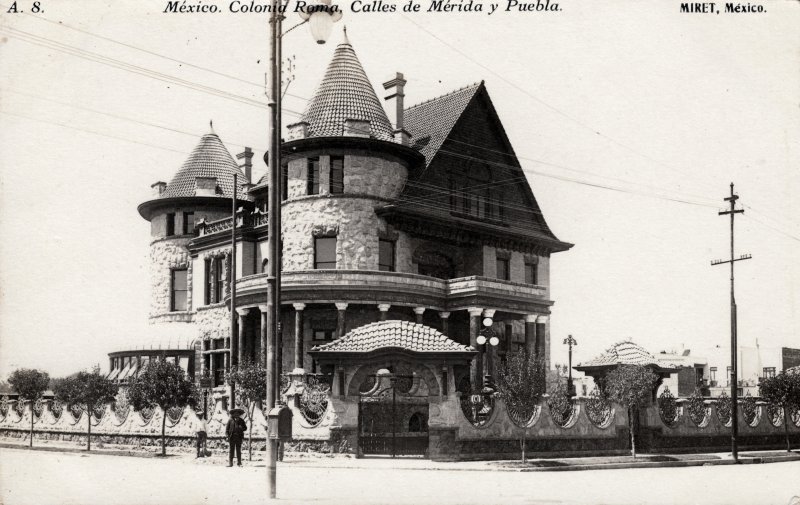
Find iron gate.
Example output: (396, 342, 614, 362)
(358, 373, 429, 458)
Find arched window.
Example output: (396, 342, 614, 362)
(408, 412, 427, 432)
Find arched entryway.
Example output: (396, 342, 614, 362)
(308, 320, 476, 459)
(357, 366, 431, 458)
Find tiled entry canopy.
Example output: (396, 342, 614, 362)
(310, 320, 474, 355)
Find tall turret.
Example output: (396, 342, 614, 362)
(138, 130, 252, 321)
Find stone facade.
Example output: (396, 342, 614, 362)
(149, 237, 193, 319)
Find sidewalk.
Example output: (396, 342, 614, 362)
(2, 437, 798, 472)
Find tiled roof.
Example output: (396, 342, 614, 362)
(404, 82, 482, 166)
(298, 34, 394, 141)
(311, 320, 474, 354)
(576, 341, 677, 369)
(160, 132, 251, 200)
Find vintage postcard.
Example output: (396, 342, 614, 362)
(0, 0, 798, 504)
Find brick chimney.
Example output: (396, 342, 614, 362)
(236, 147, 253, 183)
(383, 72, 410, 146)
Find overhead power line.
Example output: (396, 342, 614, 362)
(0, 110, 191, 155)
(2, 19, 797, 242)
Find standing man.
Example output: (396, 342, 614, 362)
(226, 408, 247, 467)
(195, 413, 208, 458)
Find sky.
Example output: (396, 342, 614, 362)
(0, 0, 798, 379)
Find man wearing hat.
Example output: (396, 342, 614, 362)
(225, 408, 247, 467)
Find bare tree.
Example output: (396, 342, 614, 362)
(495, 349, 546, 462)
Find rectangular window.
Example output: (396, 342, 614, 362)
(313, 329, 335, 341)
(496, 258, 509, 280)
(710, 367, 717, 382)
(524, 262, 538, 284)
(166, 213, 175, 236)
(727, 366, 733, 385)
(307, 157, 320, 195)
(378, 239, 395, 272)
(171, 268, 188, 311)
(330, 156, 344, 194)
(183, 212, 194, 235)
(204, 259, 212, 305)
(314, 237, 337, 269)
(213, 256, 224, 303)
(763, 367, 776, 379)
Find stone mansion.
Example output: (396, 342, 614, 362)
(106, 34, 572, 450)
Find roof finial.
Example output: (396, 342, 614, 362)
(209, 119, 215, 134)
(342, 25, 349, 45)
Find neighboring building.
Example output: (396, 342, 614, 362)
(656, 350, 709, 397)
(106, 33, 572, 441)
(657, 344, 800, 398)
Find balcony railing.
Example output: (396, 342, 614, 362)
(236, 270, 549, 311)
(197, 209, 268, 237)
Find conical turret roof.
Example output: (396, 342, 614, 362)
(160, 131, 250, 200)
(299, 32, 394, 141)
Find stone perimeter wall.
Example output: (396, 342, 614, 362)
(2, 394, 799, 459)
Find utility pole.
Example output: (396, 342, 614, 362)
(230, 173, 238, 409)
(711, 182, 751, 463)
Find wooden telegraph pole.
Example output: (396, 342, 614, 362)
(711, 182, 751, 463)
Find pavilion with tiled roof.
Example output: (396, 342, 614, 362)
(575, 341, 680, 392)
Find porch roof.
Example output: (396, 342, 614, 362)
(310, 320, 474, 355)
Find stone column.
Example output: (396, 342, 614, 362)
(467, 307, 483, 389)
(293, 303, 306, 370)
(536, 315, 549, 370)
(438, 311, 451, 336)
(413, 307, 426, 324)
(335, 302, 348, 338)
(524, 314, 538, 357)
(378, 303, 391, 321)
(236, 308, 250, 366)
(259, 304, 269, 368)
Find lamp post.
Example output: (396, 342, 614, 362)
(476, 317, 500, 386)
(563, 335, 577, 397)
(265, 0, 341, 499)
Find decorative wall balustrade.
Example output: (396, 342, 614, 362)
(0, 395, 270, 442)
(716, 391, 732, 426)
(297, 375, 331, 427)
(658, 387, 680, 427)
(585, 388, 615, 429)
(546, 388, 578, 428)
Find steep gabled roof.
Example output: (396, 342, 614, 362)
(404, 82, 482, 167)
(298, 33, 394, 141)
(160, 132, 251, 200)
(310, 320, 474, 354)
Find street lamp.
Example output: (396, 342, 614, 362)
(563, 335, 577, 397)
(265, 0, 341, 499)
